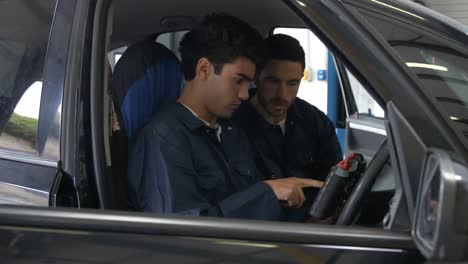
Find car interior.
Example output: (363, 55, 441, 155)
(0, 0, 402, 232)
(73, 0, 402, 230)
(4, 1, 468, 261)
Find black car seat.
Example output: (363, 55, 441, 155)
(109, 40, 183, 210)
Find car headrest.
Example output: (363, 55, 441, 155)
(111, 41, 183, 139)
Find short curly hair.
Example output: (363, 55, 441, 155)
(259, 34, 305, 72)
(179, 13, 264, 80)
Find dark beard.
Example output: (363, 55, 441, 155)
(258, 94, 287, 118)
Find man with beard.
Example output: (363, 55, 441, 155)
(233, 34, 342, 219)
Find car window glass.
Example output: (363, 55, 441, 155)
(0, 0, 57, 157)
(273, 28, 329, 114)
(156, 30, 189, 60)
(346, 69, 385, 118)
(355, 8, 468, 143)
(108, 46, 127, 71)
(114, 53, 123, 65)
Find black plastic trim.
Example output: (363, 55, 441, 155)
(0, 206, 416, 250)
(61, 0, 91, 183)
(90, 0, 112, 209)
(335, 58, 358, 115)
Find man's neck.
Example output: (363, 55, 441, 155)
(250, 94, 286, 125)
(178, 83, 217, 127)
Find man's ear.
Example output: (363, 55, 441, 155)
(195, 58, 212, 81)
(254, 73, 261, 88)
(254, 65, 266, 88)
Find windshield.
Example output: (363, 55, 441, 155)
(354, 7, 468, 142)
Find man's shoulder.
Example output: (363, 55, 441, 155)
(147, 103, 178, 127)
(143, 103, 188, 142)
(293, 97, 322, 115)
(292, 98, 335, 133)
(232, 101, 268, 136)
(232, 101, 256, 125)
(293, 98, 329, 122)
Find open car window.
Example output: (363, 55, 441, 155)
(102, 1, 398, 226)
(156, 31, 189, 60)
(346, 68, 385, 119)
(273, 27, 329, 115)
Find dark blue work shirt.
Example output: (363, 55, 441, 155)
(233, 96, 343, 182)
(128, 102, 284, 220)
(232, 95, 343, 221)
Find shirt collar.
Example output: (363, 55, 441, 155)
(171, 102, 205, 131)
(178, 102, 222, 141)
(276, 116, 287, 135)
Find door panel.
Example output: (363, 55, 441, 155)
(0, 206, 423, 263)
(0, 157, 57, 206)
(0, 183, 49, 206)
(0, 227, 422, 263)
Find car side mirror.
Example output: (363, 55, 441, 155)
(413, 148, 468, 261)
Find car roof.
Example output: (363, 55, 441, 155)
(110, 0, 306, 49)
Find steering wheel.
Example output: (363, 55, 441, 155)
(335, 140, 390, 225)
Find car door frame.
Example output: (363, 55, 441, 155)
(0, 0, 79, 208)
(86, 0, 421, 253)
(0, 205, 421, 262)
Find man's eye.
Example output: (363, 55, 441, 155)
(236, 78, 244, 85)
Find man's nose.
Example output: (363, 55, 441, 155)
(276, 82, 287, 98)
(238, 83, 249, 101)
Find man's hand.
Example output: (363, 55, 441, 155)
(265, 177, 323, 208)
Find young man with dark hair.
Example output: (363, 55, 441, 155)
(233, 34, 342, 218)
(128, 14, 322, 220)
